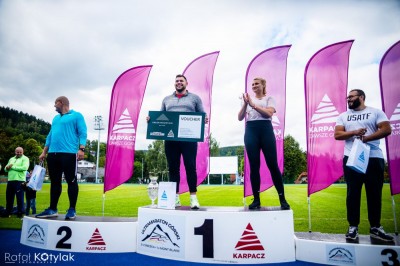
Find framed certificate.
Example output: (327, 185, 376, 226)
(146, 111, 206, 142)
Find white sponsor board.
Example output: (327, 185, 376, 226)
(20, 216, 137, 253)
(296, 236, 400, 265)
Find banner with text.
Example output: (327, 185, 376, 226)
(104, 65, 152, 192)
(244, 45, 291, 197)
(178, 51, 219, 193)
(305, 40, 353, 196)
(380, 40, 400, 195)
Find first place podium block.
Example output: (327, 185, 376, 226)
(137, 206, 295, 264)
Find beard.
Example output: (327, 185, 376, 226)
(175, 87, 185, 93)
(348, 97, 361, 109)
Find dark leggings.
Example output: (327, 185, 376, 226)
(344, 156, 384, 228)
(47, 153, 78, 210)
(5, 181, 24, 214)
(244, 120, 284, 198)
(165, 140, 198, 193)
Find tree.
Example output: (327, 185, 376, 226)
(283, 135, 307, 183)
(131, 150, 147, 183)
(236, 146, 244, 175)
(23, 138, 43, 169)
(209, 133, 220, 156)
(146, 140, 168, 179)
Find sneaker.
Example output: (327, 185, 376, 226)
(280, 199, 290, 210)
(190, 195, 200, 209)
(370, 226, 394, 242)
(175, 195, 181, 207)
(36, 208, 58, 219)
(345, 226, 358, 241)
(249, 198, 261, 209)
(65, 208, 76, 220)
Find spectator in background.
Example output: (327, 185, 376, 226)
(22, 170, 36, 215)
(1, 147, 30, 218)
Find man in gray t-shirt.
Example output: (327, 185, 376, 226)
(160, 74, 207, 209)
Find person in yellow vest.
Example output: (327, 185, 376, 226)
(1, 147, 30, 218)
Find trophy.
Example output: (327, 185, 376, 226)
(147, 175, 159, 208)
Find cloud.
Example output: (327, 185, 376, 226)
(0, 0, 399, 153)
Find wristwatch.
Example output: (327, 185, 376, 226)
(79, 148, 85, 152)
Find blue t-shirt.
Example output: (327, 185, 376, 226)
(45, 110, 87, 153)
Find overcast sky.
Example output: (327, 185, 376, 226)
(0, 0, 399, 151)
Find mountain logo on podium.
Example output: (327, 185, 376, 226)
(86, 228, 106, 251)
(327, 247, 354, 264)
(141, 224, 180, 248)
(27, 224, 46, 245)
(235, 223, 265, 251)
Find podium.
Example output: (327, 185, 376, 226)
(20, 207, 399, 265)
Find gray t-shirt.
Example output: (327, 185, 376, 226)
(244, 96, 276, 121)
(335, 106, 389, 158)
(161, 91, 205, 113)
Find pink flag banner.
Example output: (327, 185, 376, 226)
(104, 65, 152, 193)
(243, 45, 291, 197)
(175, 51, 220, 193)
(305, 40, 353, 196)
(380, 40, 400, 195)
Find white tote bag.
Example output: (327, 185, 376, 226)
(346, 138, 370, 174)
(157, 182, 176, 209)
(27, 163, 46, 191)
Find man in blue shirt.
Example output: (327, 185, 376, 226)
(36, 96, 87, 220)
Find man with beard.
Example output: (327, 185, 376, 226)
(334, 89, 393, 243)
(36, 96, 87, 220)
(156, 74, 207, 209)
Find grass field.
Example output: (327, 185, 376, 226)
(0, 183, 399, 235)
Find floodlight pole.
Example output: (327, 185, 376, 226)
(94, 115, 104, 184)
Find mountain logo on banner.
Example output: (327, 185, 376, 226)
(389, 103, 400, 122)
(112, 108, 135, 134)
(311, 94, 340, 124)
(86, 228, 106, 251)
(234, 223, 265, 251)
(167, 130, 174, 138)
(272, 115, 280, 127)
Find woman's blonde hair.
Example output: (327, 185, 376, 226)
(254, 77, 267, 95)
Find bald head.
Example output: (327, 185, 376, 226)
(15, 147, 24, 158)
(54, 96, 70, 114)
(55, 96, 70, 106)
